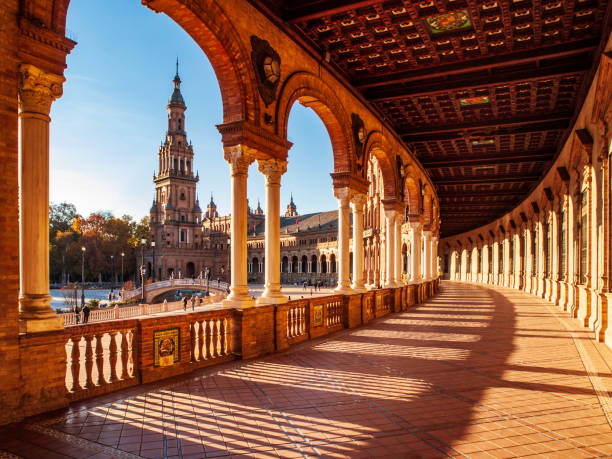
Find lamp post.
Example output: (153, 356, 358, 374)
(141, 238, 146, 303)
(205, 267, 210, 294)
(110, 255, 115, 293)
(81, 246, 86, 307)
(151, 241, 156, 282)
(121, 252, 125, 284)
(227, 237, 231, 284)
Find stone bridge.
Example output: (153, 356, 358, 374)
(123, 279, 228, 304)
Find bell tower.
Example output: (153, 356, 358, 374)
(150, 61, 202, 251)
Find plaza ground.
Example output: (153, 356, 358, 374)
(1, 281, 612, 458)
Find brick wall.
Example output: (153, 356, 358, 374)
(0, 0, 23, 427)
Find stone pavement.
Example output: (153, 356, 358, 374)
(2, 281, 612, 458)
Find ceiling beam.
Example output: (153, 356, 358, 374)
(285, 0, 380, 22)
(400, 115, 570, 141)
(440, 202, 516, 208)
(437, 190, 528, 198)
(366, 66, 588, 102)
(355, 39, 599, 89)
(421, 151, 555, 168)
(435, 175, 540, 185)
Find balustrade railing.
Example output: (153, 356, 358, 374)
(324, 296, 344, 328)
(65, 321, 138, 401)
(287, 302, 307, 339)
(189, 311, 232, 363)
(56, 280, 438, 407)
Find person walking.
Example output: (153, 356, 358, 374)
(183, 296, 187, 311)
(82, 303, 90, 324)
(190, 295, 195, 311)
(74, 304, 80, 325)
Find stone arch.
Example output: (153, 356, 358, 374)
(276, 71, 354, 172)
(50, 0, 258, 123)
(364, 131, 398, 199)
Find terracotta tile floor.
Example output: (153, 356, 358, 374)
(2, 281, 612, 458)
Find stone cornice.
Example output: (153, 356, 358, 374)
(330, 171, 368, 194)
(217, 120, 292, 161)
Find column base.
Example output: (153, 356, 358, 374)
(351, 284, 366, 293)
(334, 285, 353, 295)
(222, 286, 255, 309)
(222, 297, 255, 309)
(19, 316, 64, 333)
(256, 291, 288, 305)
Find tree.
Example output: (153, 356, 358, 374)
(49, 203, 147, 285)
(50, 202, 78, 241)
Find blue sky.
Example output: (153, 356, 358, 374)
(50, 0, 335, 220)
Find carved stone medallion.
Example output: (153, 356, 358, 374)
(250, 36, 281, 107)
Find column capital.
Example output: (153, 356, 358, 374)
(224, 145, 255, 176)
(333, 186, 353, 203)
(18, 63, 65, 115)
(350, 192, 367, 210)
(410, 221, 422, 231)
(257, 158, 287, 185)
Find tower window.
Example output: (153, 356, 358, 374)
(180, 192, 186, 200)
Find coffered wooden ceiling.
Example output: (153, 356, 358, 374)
(249, 0, 612, 237)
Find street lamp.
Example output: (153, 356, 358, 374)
(81, 246, 86, 307)
(141, 238, 146, 302)
(205, 267, 210, 294)
(121, 252, 125, 284)
(110, 255, 115, 293)
(151, 241, 156, 282)
(227, 237, 231, 284)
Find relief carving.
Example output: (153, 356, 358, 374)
(250, 36, 281, 107)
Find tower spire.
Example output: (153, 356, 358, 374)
(176, 57, 179, 78)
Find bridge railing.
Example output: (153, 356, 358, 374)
(60, 292, 227, 327)
(122, 279, 229, 300)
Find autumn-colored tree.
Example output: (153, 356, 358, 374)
(49, 203, 148, 285)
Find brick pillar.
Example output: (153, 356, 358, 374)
(18, 64, 65, 333)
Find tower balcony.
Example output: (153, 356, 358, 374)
(154, 170, 199, 182)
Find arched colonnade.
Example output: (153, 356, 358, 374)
(7, 0, 440, 334)
(441, 51, 612, 346)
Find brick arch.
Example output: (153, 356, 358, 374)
(48, 0, 257, 123)
(404, 176, 420, 216)
(423, 193, 433, 227)
(364, 131, 397, 200)
(276, 72, 353, 172)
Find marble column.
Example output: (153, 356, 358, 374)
(334, 188, 353, 294)
(409, 222, 422, 284)
(394, 215, 402, 285)
(222, 146, 255, 308)
(256, 159, 288, 305)
(351, 193, 366, 292)
(18, 64, 65, 333)
(422, 230, 432, 281)
(384, 210, 396, 287)
(432, 236, 439, 278)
